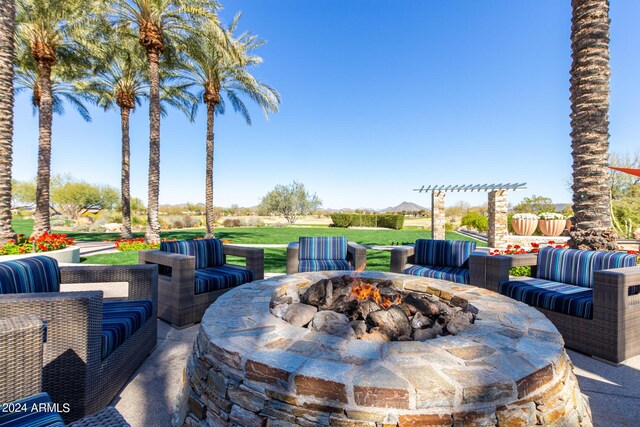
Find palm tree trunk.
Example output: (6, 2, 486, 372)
(121, 106, 133, 239)
(33, 61, 54, 236)
(145, 50, 161, 242)
(569, 0, 618, 250)
(205, 102, 215, 238)
(0, 0, 16, 244)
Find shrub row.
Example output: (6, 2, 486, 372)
(330, 213, 404, 230)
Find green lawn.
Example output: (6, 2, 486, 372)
(12, 217, 483, 273)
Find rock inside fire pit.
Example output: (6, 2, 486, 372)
(271, 275, 476, 341)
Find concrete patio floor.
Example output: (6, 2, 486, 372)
(112, 320, 640, 427)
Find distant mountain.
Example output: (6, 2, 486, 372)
(380, 201, 428, 213)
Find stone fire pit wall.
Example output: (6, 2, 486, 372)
(183, 271, 592, 427)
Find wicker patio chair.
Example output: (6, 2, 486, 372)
(138, 238, 264, 328)
(390, 239, 486, 285)
(0, 315, 130, 426)
(474, 246, 640, 363)
(0, 257, 158, 422)
(286, 237, 366, 275)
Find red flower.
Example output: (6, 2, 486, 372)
(531, 242, 539, 248)
(548, 240, 555, 245)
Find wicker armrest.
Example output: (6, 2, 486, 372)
(60, 264, 158, 303)
(347, 242, 367, 271)
(286, 242, 300, 275)
(594, 266, 640, 311)
(139, 250, 194, 269)
(390, 246, 415, 273)
(223, 245, 264, 280)
(0, 315, 44, 403)
(485, 254, 539, 291)
(469, 251, 488, 288)
(0, 292, 103, 371)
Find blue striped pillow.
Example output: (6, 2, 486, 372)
(160, 239, 225, 269)
(414, 239, 476, 268)
(299, 237, 348, 261)
(0, 256, 61, 294)
(537, 247, 637, 288)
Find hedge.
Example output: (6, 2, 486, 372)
(330, 213, 404, 230)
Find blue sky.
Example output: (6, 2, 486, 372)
(11, 1, 640, 209)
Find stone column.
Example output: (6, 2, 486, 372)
(431, 191, 446, 240)
(488, 190, 508, 248)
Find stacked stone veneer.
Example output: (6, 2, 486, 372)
(488, 191, 509, 249)
(183, 272, 592, 427)
(431, 192, 446, 241)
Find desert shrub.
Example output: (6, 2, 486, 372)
(510, 266, 532, 276)
(131, 215, 147, 226)
(330, 213, 403, 229)
(223, 218, 242, 227)
(460, 212, 488, 232)
(171, 219, 184, 229)
(330, 213, 352, 228)
(445, 222, 455, 232)
(114, 238, 159, 251)
(241, 217, 264, 227)
(71, 224, 91, 232)
(377, 214, 404, 230)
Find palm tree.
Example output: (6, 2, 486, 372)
(182, 15, 280, 237)
(16, 0, 93, 235)
(569, 0, 618, 250)
(107, 0, 219, 242)
(0, 0, 17, 244)
(80, 38, 194, 239)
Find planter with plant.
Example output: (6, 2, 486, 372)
(511, 213, 538, 236)
(538, 212, 566, 236)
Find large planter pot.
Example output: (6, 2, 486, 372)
(565, 219, 572, 231)
(0, 245, 80, 263)
(539, 220, 566, 237)
(512, 218, 538, 236)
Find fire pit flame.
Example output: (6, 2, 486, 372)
(350, 281, 401, 309)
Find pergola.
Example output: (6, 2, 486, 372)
(414, 182, 527, 248)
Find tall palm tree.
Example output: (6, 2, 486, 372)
(182, 15, 280, 237)
(80, 36, 194, 239)
(0, 0, 16, 244)
(107, 0, 219, 242)
(569, 0, 618, 250)
(16, 0, 93, 235)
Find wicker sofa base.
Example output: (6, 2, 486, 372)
(158, 276, 232, 328)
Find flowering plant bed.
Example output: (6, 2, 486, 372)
(0, 233, 76, 255)
(490, 241, 569, 276)
(112, 237, 232, 251)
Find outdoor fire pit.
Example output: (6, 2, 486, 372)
(183, 271, 592, 427)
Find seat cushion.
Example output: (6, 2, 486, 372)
(414, 240, 476, 268)
(0, 256, 60, 294)
(500, 278, 593, 319)
(160, 239, 225, 269)
(102, 300, 153, 360)
(403, 264, 470, 284)
(299, 237, 348, 261)
(537, 247, 637, 288)
(0, 392, 64, 426)
(298, 259, 353, 272)
(194, 265, 254, 295)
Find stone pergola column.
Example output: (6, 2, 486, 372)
(488, 190, 508, 248)
(431, 191, 446, 240)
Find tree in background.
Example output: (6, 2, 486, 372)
(513, 195, 556, 214)
(0, 0, 16, 244)
(609, 150, 640, 238)
(51, 179, 119, 219)
(107, 0, 219, 242)
(182, 15, 280, 238)
(568, 0, 617, 250)
(258, 181, 321, 225)
(11, 179, 36, 209)
(16, 0, 94, 236)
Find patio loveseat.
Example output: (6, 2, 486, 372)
(139, 238, 264, 328)
(477, 246, 640, 363)
(0, 315, 130, 426)
(0, 256, 158, 422)
(286, 237, 366, 274)
(390, 239, 486, 285)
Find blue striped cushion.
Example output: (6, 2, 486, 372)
(414, 240, 476, 268)
(101, 300, 153, 360)
(0, 392, 64, 426)
(0, 256, 60, 294)
(160, 239, 225, 269)
(299, 237, 348, 261)
(403, 264, 470, 284)
(500, 278, 593, 319)
(298, 259, 352, 272)
(194, 265, 253, 295)
(537, 247, 637, 288)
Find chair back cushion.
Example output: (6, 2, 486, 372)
(0, 256, 61, 294)
(160, 239, 225, 269)
(414, 239, 477, 268)
(299, 237, 348, 261)
(537, 247, 638, 288)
